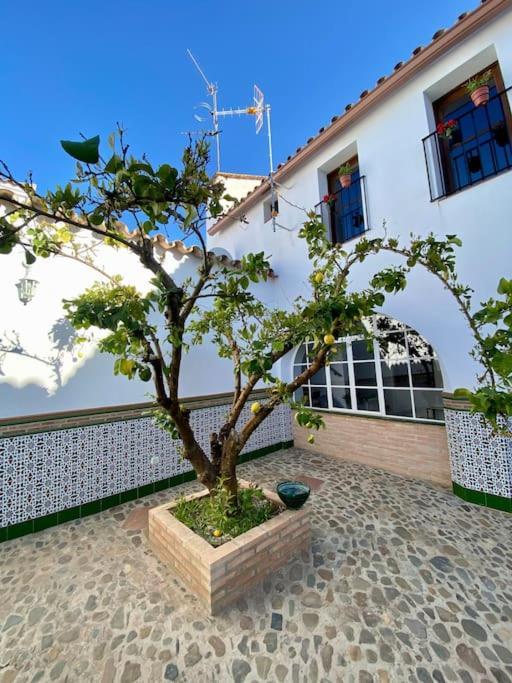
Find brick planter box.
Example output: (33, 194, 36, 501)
(148, 480, 311, 614)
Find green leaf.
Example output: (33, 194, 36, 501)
(497, 278, 511, 295)
(105, 153, 123, 174)
(60, 135, 100, 164)
(89, 212, 104, 226)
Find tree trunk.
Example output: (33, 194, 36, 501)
(219, 428, 241, 507)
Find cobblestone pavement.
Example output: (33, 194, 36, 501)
(1, 448, 512, 683)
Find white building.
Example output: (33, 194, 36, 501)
(207, 0, 512, 503)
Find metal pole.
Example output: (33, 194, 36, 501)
(266, 105, 277, 232)
(266, 105, 274, 174)
(212, 87, 221, 172)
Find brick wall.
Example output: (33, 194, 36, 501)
(149, 482, 310, 614)
(293, 412, 451, 487)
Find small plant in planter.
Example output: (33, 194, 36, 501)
(338, 163, 354, 188)
(465, 70, 492, 107)
(173, 479, 280, 547)
(436, 119, 459, 141)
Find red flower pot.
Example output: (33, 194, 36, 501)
(339, 174, 352, 189)
(470, 85, 489, 107)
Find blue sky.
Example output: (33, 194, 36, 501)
(1, 0, 474, 193)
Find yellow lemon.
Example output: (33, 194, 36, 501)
(323, 334, 336, 346)
(313, 271, 324, 284)
(251, 401, 261, 414)
(307, 434, 315, 444)
(213, 529, 222, 538)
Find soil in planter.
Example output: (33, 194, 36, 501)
(172, 486, 282, 547)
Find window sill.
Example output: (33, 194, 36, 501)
(332, 227, 370, 247)
(301, 406, 445, 427)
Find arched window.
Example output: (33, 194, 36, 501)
(293, 316, 444, 422)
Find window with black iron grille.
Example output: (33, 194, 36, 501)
(315, 157, 368, 244)
(423, 63, 512, 201)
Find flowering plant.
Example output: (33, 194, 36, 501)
(436, 119, 458, 139)
(323, 193, 336, 206)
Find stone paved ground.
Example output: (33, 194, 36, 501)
(1, 448, 512, 683)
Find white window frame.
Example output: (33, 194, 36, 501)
(293, 328, 444, 424)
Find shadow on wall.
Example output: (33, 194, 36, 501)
(0, 349, 152, 419)
(0, 318, 79, 393)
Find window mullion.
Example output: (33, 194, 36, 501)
(405, 331, 416, 419)
(326, 356, 333, 410)
(347, 339, 357, 411)
(374, 339, 385, 416)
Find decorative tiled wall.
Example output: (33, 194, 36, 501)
(444, 406, 512, 509)
(0, 401, 292, 529)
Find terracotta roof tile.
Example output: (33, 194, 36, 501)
(0, 184, 276, 277)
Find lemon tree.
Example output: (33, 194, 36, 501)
(1, 129, 510, 509)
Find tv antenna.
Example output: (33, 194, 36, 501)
(187, 50, 278, 230)
(187, 49, 221, 171)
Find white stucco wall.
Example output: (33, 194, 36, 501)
(0, 228, 235, 419)
(208, 7, 512, 392)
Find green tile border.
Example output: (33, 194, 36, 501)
(452, 481, 511, 513)
(0, 439, 294, 543)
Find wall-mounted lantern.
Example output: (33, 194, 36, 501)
(15, 265, 39, 306)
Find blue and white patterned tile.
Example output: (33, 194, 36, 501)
(445, 408, 512, 497)
(0, 404, 291, 527)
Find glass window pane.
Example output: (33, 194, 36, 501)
(410, 359, 443, 388)
(311, 386, 328, 408)
(407, 330, 435, 359)
(329, 343, 347, 362)
(330, 363, 350, 385)
(378, 332, 408, 361)
(351, 339, 374, 361)
(294, 345, 308, 365)
(353, 361, 377, 386)
(356, 388, 379, 412)
(293, 364, 307, 378)
(332, 387, 352, 409)
(294, 387, 310, 406)
(414, 390, 444, 420)
(384, 389, 413, 417)
(381, 361, 410, 387)
(310, 366, 326, 385)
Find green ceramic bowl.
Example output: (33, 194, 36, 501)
(276, 481, 311, 509)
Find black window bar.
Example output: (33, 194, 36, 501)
(423, 85, 512, 201)
(315, 175, 369, 245)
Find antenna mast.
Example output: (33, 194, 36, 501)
(186, 49, 221, 171)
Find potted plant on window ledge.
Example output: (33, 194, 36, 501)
(465, 70, 492, 107)
(338, 163, 354, 189)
